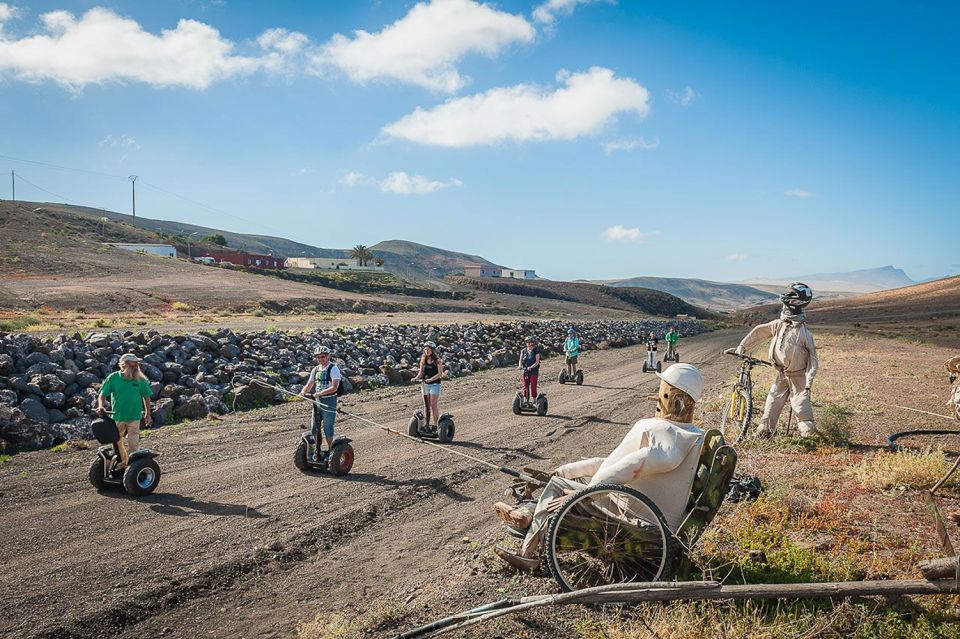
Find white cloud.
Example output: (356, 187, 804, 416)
(533, 0, 614, 25)
(725, 253, 748, 262)
(602, 225, 657, 242)
(312, 0, 534, 93)
(668, 86, 698, 107)
(0, 7, 307, 89)
(380, 172, 462, 194)
(0, 3, 21, 25)
(98, 134, 140, 150)
(602, 136, 658, 155)
(341, 171, 370, 187)
(784, 187, 814, 198)
(382, 67, 650, 147)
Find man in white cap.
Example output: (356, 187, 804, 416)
(97, 353, 153, 467)
(736, 282, 819, 437)
(492, 363, 706, 570)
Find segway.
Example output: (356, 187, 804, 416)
(641, 342, 662, 373)
(664, 342, 680, 363)
(294, 399, 354, 476)
(88, 415, 161, 496)
(513, 373, 548, 416)
(557, 367, 584, 386)
(408, 408, 456, 443)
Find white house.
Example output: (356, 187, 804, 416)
(105, 243, 176, 258)
(501, 268, 537, 280)
(287, 257, 383, 271)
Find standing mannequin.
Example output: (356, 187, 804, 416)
(737, 282, 819, 437)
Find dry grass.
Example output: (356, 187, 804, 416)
(852, 449, 960, 491)
(297, 603, 409, 639)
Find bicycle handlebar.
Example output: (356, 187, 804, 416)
(722, 348, 773, 367)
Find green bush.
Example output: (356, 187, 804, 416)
(0, 315, 41, 331)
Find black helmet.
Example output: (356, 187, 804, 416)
(780, 282, 813, 312)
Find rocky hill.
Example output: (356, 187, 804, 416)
(747, 265, 916, 294)
(592, 276, 776, 311)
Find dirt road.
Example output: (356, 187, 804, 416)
(0, 331, 741, 639)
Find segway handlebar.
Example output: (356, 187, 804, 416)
(722, 348, 773, 367)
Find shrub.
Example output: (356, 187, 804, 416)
(0, 315, 41, 331)
(852, 449, 960, 491)
(817, 402, 853, 447)
(170, 301, 192, 311)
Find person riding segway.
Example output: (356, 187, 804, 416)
(558, 328, 584, 385)
(664, 325, 680, 363)
(642, 331, 661, 373)
(294, 346, 354, 475)
(514, 336, 548, 416)
(409, 341, 455, 442)
(89, 354, 161, 496)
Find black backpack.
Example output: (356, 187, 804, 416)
(321, 364, 346, 397)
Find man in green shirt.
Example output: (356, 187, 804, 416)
(665, 325, 679, 360)
(97, 353, 153, 467)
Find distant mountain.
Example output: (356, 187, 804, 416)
(370, 240, 501, 286)
(746, 266, 915, 294)
(589, 276, 777, 312)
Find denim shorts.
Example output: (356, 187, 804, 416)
(312, 398, 337, 438)
(422, 383, 441, 396)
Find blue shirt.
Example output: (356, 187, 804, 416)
(564, 336, 581, 356)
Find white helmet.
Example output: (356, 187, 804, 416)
(656, 363, 704, 402)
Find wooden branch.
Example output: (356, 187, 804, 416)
(918, 557, 960, 581)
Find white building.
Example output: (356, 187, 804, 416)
(105, 243, 176, 258)
(501, 268, 536, 280)
(287, 257, 384, 271)
(464, 265, 502, 278)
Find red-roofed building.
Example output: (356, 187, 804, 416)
(203, 250, 286, 270)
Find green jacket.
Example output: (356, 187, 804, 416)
(665, 330, 679, 345)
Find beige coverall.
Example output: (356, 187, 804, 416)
(738, 317, 819, 437)
(520, 418, 704, 554)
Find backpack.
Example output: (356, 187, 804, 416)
(320, 363, 346, 397)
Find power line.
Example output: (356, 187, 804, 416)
(0, 153, 128, 180)
(9, 171, 91, 207)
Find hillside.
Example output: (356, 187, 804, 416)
(370, 240, 501, 286)
(25, 201, 342, 259)
(747, 265, 915, 293)
(741, 275, 960, 347)
(0, 202, 404, 313)
(592, 276, 776, 311)
(452, 276, 717, 319)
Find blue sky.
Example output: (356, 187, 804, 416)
(0, 0, 956, 282)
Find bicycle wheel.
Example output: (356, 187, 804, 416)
(721, 387, 753, 444)
(545, 484, 673, 592)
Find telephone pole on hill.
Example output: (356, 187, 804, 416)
(129, 175, 138, 217)
(10, 170, 14, 201)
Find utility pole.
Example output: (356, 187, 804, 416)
(10, 170, 14, 201)
(129, 175, 138, 217)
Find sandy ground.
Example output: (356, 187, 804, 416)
(3, 328, 959, 639)
(0, 331, 739, 639)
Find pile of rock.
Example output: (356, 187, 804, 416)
(0, 318, 706, 451)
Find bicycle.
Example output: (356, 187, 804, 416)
(720, 348, 773, 444)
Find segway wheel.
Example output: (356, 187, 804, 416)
(408, 415, 420, 437)
(512, 393, 522, 415)
(575, 370, 584, 386)
(328, 442, 354, 476)
(536, 394, 548, 417)
(558, 370, 566, 384)
(438, 416, 455, 443)
(294, 438, 310, 471)
(656, 361, 662, 373)
(642, 363, 649, 373)
(88, 455, 106, 491)
(123, 457, 161, 496)
(674, 351, 680, 362)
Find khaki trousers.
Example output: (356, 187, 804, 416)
(521, 476, 587, 554)
(116, 420, 140, 465)
(758, 372, 816, 437)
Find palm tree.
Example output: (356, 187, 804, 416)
(350, 244, 374, 266)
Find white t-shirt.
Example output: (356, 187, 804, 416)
(309, 363, 342, 393)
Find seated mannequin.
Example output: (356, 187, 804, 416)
(493, 363, 707, 571)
